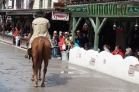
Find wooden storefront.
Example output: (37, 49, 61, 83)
(0, 9, 54, 49)
(64, 1, 139, 51)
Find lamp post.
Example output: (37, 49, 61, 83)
(113, 22, 117, 30)
(7, 16, 12, 22)
(135, 19, 138, 31)
(82, 23, 88, 31)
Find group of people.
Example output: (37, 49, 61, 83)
(71, 30, 94, 50)
(103, 44, 139, 59)
(51, 31, 74, 58)
(2, 10, 139, 61)
(0, 21, 31, 40)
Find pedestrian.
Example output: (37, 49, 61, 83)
(111, 45, 124, 58)
(124, 47, 134, 58)
(52, 36, 58, 58)
(103, 44, 110, 52)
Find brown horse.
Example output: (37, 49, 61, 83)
(30, 36, 51, 87)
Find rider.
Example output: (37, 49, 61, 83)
(25, 10, 53, 58)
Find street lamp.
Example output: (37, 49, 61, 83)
(113, 22, 117, 30)
(135, 19, 138, 31)
(82, 23, 88, 31)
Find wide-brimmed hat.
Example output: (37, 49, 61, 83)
(35, 10, 44, 17)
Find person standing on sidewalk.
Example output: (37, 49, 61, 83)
(51, 36, 58, 58)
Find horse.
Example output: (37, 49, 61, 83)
(30, 36, 51, 87)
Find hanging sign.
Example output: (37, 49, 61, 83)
(66, 3, 139, 16)
(52, 11, 69, 21)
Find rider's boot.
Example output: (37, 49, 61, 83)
(24, 48, 32, 59)
(49, 48, 53, 59)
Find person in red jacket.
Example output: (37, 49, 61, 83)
(111, 45, 124, 58)
(58, 35, 65, 51)
(13, 27, 19, 38)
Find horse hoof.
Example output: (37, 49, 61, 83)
(31, 78, 35, 81)
(41, 83, 45, 87)
(34, 84, 38, 87)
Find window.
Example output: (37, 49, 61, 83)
(48, 0, 51, 8)
(39, 0, 43, 9)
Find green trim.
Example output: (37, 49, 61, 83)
(71, 12, 139, 17)
(66, 3, 139, 17)
(72, 17, 76, 43)
(89, 18, 95, 31)
(97, 18, 107, 34)
(72, 17, 82, 42)
(89, 17, 107, 51)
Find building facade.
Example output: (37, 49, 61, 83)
(2, 0, 58, 10)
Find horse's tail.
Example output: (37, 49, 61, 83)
(34, 37, 44, 76)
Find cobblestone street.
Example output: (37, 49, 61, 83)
(0, 42, 139, 92)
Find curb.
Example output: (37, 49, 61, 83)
(0, 41, 27, 51)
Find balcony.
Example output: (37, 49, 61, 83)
(2, 0, 34, 10)
(56, 0, 139, 5)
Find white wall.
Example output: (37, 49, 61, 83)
(42, 0, 48, 9)
(51, 0, 58, 8)
(33, 0, 55, 9)
(69, 47, 139, 84)
(33, 0, 39, 9)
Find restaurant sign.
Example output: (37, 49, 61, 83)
(67, 3, 139, 16)
(52, 11, 69, 21)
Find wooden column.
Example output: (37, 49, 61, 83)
(72, 17, 82, 42)
(89, 17, 107, 51)
(3, 15, 6, 33)
(20, 17, 24, 37)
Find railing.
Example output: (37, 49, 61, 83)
(3, 34, 14, 45)
(20, 37, 28, 49)
(56, 0, 138, 5)
(0, 33, 28, 49)
(0, 33, 14, 45)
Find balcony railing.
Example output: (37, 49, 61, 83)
(57, 0, 139, 5)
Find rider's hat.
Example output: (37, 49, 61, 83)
(35, 10, 44, 17)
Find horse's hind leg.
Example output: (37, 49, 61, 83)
(31, 58, 35, 81)
(38, 61, 42, 80)
(31, 64, 35, 81)
(33, 57, 39, 87)
(41, 59, 48, 87)
(35, 69, 39, 87)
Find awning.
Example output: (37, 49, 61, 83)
(6, 9, 55, 16)
(0, 10, 6, 15)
